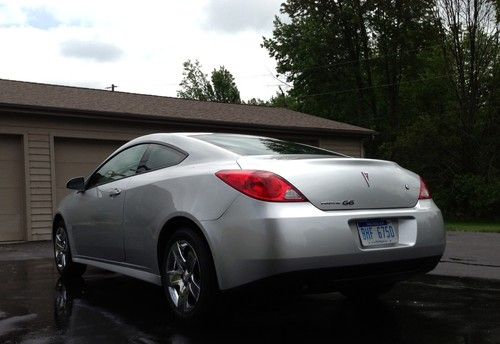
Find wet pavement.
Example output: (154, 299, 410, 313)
(1, 256, 499, 344)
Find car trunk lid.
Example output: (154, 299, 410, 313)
(237, 156, 420, 210)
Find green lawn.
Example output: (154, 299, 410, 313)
(446, 222, 500, 233)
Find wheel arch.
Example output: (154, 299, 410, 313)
(157, 216, 219, 288)
(52, 213, 64, 239)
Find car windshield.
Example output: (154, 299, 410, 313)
(194, 134, 341, 156)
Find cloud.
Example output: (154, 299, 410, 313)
(24, 7, 61, 30)
(0, 1, 281, 100)
(60, 40, 123, 62)
(203, 0, 282, 33)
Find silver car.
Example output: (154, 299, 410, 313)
(53, 133, 445, 321)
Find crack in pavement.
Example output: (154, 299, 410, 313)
(440, 260, 500, 268)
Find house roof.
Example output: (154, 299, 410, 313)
(0, 79, 373, 136)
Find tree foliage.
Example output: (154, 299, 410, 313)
(263, 0, 499, 219)
(178, 60, 241, 103)
(177, 60, 213, 101)
(211, 66, 241, 103)
(244, 88, 299, 108)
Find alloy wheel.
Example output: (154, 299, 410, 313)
(166, 240, 201, 313)
(54, 227, 68, 270)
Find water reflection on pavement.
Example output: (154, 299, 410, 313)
(0, 258, 499, 343)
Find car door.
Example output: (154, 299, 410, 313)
(71, 144, 149, 262)
(123, 143, 188, 270)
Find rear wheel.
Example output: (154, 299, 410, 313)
(53, 222, 86, 277)
(162, 227, 217, 323)
(340, 282, 395, 300)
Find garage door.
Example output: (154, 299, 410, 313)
(54, 138, 125, 205)
(0, 135, 25, 241)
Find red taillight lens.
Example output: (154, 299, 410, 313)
(215, 170, 307, 202)
(419, 177, 432, 199)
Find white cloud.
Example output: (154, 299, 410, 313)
(61, 40, 123, 62)
(203, 0, 282, 33)
(0, 0, 284, 100)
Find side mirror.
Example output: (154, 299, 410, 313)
(66, 177, 85, 191)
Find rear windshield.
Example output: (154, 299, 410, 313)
(194, 134, 340, 156)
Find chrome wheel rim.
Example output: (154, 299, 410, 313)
(166, 240, 201, 313)
(54, 227, 68, 270)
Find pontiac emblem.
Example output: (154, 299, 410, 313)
(361, 172, 370, 187)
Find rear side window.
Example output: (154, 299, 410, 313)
(141, 144, 186, 171)
(194, 134, 340, 156)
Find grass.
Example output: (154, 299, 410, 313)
(445, 222, 500, 233)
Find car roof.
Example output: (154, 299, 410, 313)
(118, 132, 242, 162)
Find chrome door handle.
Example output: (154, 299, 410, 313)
(109, 188, 122, 197)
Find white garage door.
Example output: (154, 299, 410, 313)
(54, 138, 125, 205)
(0, 135, 25, 241)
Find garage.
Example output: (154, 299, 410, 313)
(0, 135, 25, 241)
(0, 79, 373, 241)
(54, 138, 124, 205)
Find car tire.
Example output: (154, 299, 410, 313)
(53, 221, 87, 277)
(162, 227, 218, 323)
(340, 282, 395, 300)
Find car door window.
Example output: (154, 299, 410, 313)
(87, 144, 148, 188)
(140, 144, 186, 172)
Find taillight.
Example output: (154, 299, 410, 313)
(419, 177, 432, 199)
(215, 170, 307, 202)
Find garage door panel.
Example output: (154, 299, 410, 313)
(57, 140, 119, 163)
(54, 138, 124, 205)
(0, 139, 23, 160)
(0, 189, 23, 214)
(0, 215, 22, 240)
(0, 161, 23, 187)
(0, 135, 24, 241)
(55, 162, 100, 187)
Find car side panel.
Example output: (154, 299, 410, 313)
(122, 160, 240, 273)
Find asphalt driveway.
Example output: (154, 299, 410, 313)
(431, 231, 500, 280)
(0, 231, 499, 343)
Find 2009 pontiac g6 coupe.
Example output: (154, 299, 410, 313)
(53, 133, 445, 321)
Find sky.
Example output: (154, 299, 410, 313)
(0, 0, 285, 101)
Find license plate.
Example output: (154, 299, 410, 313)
(357, 219, 398, 247)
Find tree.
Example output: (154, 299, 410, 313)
(433, 0, 500, 217)
(268, 87, 299, 109)
(177, 60, 213, 101)
(436, 0, 499, 174)
(245, 98, 271, 106)
(177, 60, 241, 103)
(262, 0, 441, 135)
(369, 0, 440, 145)
(210, 66, 241, 103)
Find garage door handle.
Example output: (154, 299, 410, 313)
(109, 188, 122, 197)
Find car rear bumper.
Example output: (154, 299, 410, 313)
(201, 198, 445, 290)
(228, 255, 441, 293)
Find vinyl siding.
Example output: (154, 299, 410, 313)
(27, 133, 53, 240)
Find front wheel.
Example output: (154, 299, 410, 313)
(162, 228, 218, 323)
(53, 222, 86, 277)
